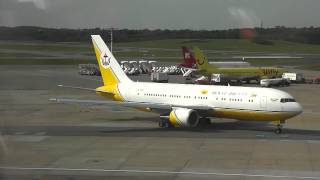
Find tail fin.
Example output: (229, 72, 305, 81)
(91, 35, 132, 86)
(192, 47, 217, 70)
(180, 46, 196, 68)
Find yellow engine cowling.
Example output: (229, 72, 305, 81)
(169, 108, 199, 127)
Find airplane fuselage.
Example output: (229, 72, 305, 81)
(98, 82, 302, 122)
(200, 67, 285, 79)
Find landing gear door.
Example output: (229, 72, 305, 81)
(260, 96, 267, 108)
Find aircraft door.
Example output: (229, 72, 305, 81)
(260, 96, 267, 108)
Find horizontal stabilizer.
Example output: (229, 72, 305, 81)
(57, 85, 114, 94)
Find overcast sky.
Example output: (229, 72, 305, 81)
(1, 0, 320, 30)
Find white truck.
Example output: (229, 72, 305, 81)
(282, 73, 305, 83)
(151, 72, 169, 83)
(260, 78, 290, 87)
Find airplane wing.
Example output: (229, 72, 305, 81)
(49, 98, 213, 111)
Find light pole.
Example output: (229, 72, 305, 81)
(110, 28, 113, 53)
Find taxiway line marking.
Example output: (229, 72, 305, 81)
(0, 166, 319, 179)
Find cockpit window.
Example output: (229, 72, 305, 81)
(280, 98, 296, 103)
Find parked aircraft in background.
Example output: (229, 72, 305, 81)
(178, 46, 196, 68)
(51, 35, 302, 134)
(232, 56, 303, 61)
(193, 47, 286, 83)
(179, 46, 250, 68)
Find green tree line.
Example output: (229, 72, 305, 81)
(0, 26, 320, 44)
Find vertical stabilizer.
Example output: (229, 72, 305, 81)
(193, 47, 217, 70)
(91, 35, 132, 86)
(180, 46, 196, 68)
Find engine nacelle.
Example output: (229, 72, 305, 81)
(169, 108, 199, 127)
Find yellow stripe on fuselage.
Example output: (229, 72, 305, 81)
(210, 108, 297, 121)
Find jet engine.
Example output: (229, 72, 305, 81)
(169, 108, 199, 127)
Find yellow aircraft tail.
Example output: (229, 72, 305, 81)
(91, 35, 132, 86)
(193, 47, 217, 71)
(91, 35, 131, 101)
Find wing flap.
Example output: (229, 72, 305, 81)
(49, 98, 171, 109)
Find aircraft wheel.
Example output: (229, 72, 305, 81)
(158, 120, 164, 128)
(164, 122, 170, 128)
(159, 119, 171, 128)
(275, 128, 282, 134)
(198, 118, 211, 127)
(256, 79, 261, 84)
(274, 124, 283, 134)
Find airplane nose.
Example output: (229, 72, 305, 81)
(294, 102, 303, 115)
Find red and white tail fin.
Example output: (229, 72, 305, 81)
(179, 46, 196, 68)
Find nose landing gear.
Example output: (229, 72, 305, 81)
(273, 120, 285, 134)
(275, 124, 283, 134)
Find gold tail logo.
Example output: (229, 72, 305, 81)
(197, 58, 205, 65)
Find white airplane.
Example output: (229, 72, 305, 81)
(51, 35, 303, 134)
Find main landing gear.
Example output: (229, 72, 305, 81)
(158, 119, 170, 128)
(199, 117, 211, 126)
(273, 120, 284, 134)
